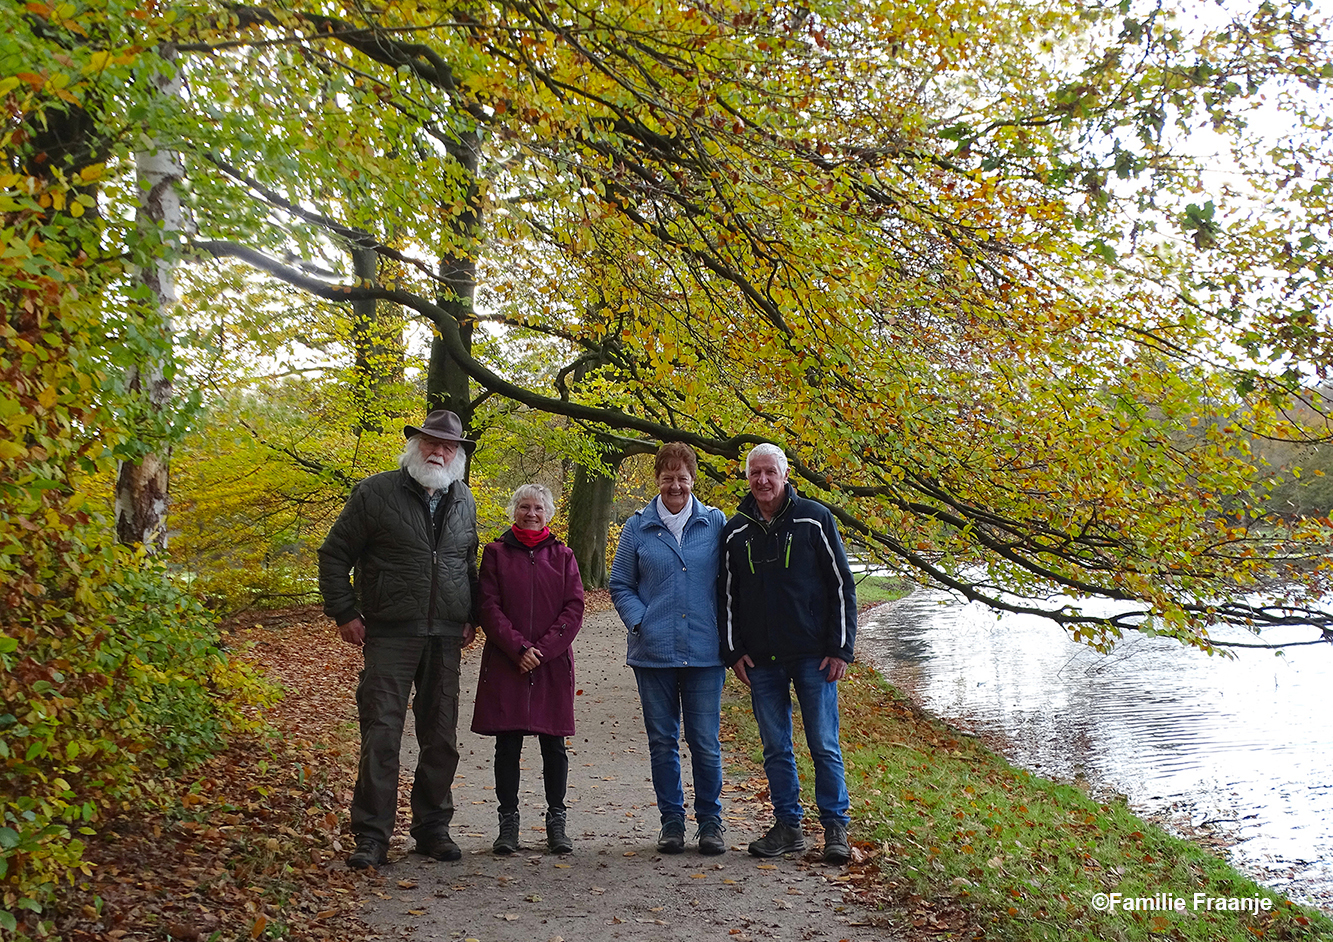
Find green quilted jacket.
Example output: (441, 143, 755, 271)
(318, 469, 479, 638)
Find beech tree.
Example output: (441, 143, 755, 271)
(10, 0, 1333, 651)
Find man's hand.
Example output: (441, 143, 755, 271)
(338, 617, 366, 646)
(518, 647, 543, 673)
(819, 656, 848, 682)
(732, 654, 755, 688)
(462, 623, 477, 647)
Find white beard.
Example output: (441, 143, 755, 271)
(399, 440, 467, 492)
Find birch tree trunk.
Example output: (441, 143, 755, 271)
(115, 48, 182, 550)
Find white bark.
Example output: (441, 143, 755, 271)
(115, 47, 183, 551)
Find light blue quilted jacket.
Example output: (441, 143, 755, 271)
(610, 496, 726, 668)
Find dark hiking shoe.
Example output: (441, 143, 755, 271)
(347, 837, 387, 870)
(697, 818, 727, 856)
(747, 821, 805, 857)
(412, 828, 461, 861)
(493, 811, 520, 855)
(822, 823, 851, 864)
(546, 810, 573, 854)
(657, 817, 687, 854)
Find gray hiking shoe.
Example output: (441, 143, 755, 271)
(822, 822, 851, 864)
(493, 811, 520, 855)
(546, 809, 573, 854)
(747, 820, 805, 857)
(657, 816, 686, 854)
(697, 818, 727, 856)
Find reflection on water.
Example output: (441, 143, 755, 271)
(860, 590, 1333, 911)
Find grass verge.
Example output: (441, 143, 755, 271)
(852, 574, 914, 609)
(722, 642, 1332, 941)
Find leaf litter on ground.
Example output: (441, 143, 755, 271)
(51, 606, 376, 942)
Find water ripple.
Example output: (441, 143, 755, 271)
(860, 589, 1333, 911)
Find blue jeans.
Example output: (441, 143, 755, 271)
(748, 658, 850, 828)
(633, 666, 726, 823)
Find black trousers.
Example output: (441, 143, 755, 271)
(351, 636, 461, 843)
(494, 732, 568, 815)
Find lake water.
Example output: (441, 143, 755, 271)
(858, 588, 1333, 912)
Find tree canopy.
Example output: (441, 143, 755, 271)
(9, 0, 1333, 643)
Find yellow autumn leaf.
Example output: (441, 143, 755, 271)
(83, 50, 113, 74)
(0, 440, 28, 461)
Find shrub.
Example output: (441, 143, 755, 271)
(0, 137, 272, 934)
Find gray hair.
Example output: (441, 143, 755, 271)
(745, 443, 789, 477)
(506, 483, 556, 521)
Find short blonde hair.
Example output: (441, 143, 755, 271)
(506, 483, 556, 521)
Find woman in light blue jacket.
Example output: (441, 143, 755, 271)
(610, 443, 728, 856)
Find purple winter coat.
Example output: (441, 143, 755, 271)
(470, 529, 584, 737)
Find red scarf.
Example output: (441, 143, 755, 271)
(511, 525, 550, 548)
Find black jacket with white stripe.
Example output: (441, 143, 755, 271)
(718, 484, 857, 668)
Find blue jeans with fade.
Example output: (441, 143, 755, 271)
(633, 666, 726, 824)
(747, 657, 850, 828)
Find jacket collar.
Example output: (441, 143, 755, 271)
(640, 495, 708, 529)
(737, 483, 796, 528)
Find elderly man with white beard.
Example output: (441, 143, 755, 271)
(318, 410, 480, 870)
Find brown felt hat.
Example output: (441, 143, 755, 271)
(403, 410, 475, 451)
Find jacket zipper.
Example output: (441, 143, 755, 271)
(426, 498, 438, 628)
(528, 548, 536, 693)
(426, 486, 451, 631)
(736, 499, 788, 661)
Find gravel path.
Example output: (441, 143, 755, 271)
(355, 604, 899, 942)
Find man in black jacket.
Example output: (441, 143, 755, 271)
(319, 410, 479, 870)
(720, 443, 856, 864)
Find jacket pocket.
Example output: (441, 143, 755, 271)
(363, 567, 419, 623)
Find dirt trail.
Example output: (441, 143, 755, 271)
(355, 605, 898, 942)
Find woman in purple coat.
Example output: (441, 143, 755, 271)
(471, 484, 584, 855)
